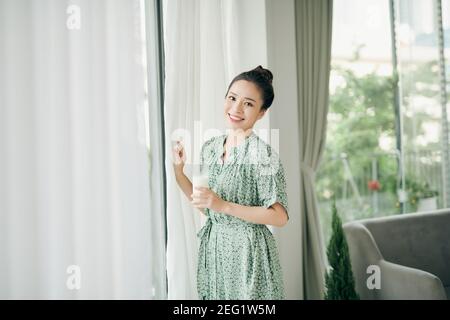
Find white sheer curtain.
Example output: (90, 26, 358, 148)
(0, 0, 165, 299)
(163, 0, 270, 299)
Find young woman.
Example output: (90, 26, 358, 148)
(172, 66, 289, 300)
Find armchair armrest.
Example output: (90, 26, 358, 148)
(344, 222, 447, 300)
(378, 260, 447, 300)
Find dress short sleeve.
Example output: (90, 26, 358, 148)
(200, 142, 206, 171)
(256, 156, 289, 219)
(199, 136, 216, 172)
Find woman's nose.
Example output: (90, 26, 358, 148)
(231, 101, 244, 113)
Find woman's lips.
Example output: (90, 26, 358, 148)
(228, 113, 244, 122)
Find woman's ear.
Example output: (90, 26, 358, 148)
(257, 109, 267, 120)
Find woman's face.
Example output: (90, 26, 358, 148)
(224, 80, 266, 132)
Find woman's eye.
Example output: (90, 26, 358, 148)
(245, 102, 253, 107)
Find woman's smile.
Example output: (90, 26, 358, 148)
(228, 113, 245, 122)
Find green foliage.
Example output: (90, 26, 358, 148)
(324, 200, 359, 300)
(399, 60, 441, 151)
(317, 58, 443, 224)
(317, 66, 396, 202)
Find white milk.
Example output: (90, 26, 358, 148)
(193, 175, 209, 188)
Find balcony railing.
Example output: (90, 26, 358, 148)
(317, 148, 444, 242)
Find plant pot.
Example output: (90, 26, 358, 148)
(417, 197, 437, 212)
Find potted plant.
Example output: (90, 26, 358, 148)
(382, 174, 439, 213)
(411, 182, 439, 212)
(324, 200, 359, 300)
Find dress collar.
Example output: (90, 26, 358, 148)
(221, 131, 256, 150)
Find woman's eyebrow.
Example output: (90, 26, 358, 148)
(229, 91, 256, 102)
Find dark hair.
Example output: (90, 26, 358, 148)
(225, 65, 274, 110)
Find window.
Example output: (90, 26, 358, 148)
(318, 0, 450, 243)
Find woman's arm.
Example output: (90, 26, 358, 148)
(221, 201, 288, 227)
(174, 168, 193, 201)
(191, 187, 288, 227)
(172, 141, 206, 215)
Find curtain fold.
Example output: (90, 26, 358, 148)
(144, 0, 168, 299)
(0, 0, 164, 299)
(294, 0, 333, 299)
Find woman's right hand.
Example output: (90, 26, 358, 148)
(172, 140, 186, 174)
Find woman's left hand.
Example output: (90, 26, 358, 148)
(191, 187, 226, 212)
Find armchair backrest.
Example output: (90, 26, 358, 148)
(358, 209, 450, 287)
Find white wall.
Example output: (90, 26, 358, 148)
(265, 0, 304, 299)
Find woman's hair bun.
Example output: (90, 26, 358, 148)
(254, 65, 273, 84)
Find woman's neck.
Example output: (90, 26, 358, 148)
(225, 129, 253, 148)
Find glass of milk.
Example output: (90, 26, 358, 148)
(192, 164, 209, 189)
(193, 165, 210, 219)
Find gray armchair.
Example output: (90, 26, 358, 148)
(343, 209, 450, 300)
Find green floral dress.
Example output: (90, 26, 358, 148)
(197, 131, 289, 300)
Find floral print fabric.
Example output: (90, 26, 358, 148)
(196, 131, 289, 300)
